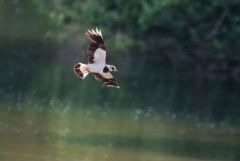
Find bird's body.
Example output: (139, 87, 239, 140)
(87, 48, 106, 73)
(73, 28, 119, 88)
(88, 63, 105, 73)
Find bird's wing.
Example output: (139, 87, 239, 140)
(93, 72, 119, 88)
(85, 28, 106, 65)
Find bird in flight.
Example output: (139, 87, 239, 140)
(73, 28, 120, 88)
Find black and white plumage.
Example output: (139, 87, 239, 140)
(74, 28, 119, 88)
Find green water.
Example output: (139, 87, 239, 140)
(0, 106, 239, 161)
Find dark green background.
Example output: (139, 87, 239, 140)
(1, 0, 240, 124)
(0, 1, 240, 161)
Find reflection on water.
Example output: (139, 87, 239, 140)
(122, 70, 240, 125)
(0, 106, 239, 161)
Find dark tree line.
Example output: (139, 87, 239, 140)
(1, 0, 240, 123)
(40, 0, 240, 80)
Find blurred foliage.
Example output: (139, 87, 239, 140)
(37, 0, 240, 78)
(1, 0, 240, 123)
(0, 0, 56, 101)
(2, 0, 240, 69)
(0, 0, 54, 41)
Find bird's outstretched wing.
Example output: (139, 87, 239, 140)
(93, 72, 119, 88)
(85, 28, 106, 64)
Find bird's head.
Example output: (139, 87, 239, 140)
(107, 65, 118, 72)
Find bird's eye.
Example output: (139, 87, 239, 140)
(111, 67, 114, 70)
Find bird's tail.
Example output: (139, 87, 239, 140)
(73, 63, 89, 79)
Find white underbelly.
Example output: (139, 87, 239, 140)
(88, 64, 105, 73)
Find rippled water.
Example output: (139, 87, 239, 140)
(0, 106, 239, 161)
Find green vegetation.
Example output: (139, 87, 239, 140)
(1, 0, 240, 123)
(44, 0, 240, 76)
